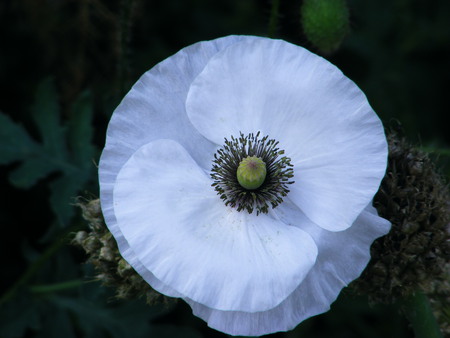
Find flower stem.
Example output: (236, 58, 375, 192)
(29, 279, 95, 294)
(117, 0, 136, 96)
(268, 0, 280, 38)
(420, 146, 450, 156)
(401, 292, 443, 338)
(0, 224, 82, 304)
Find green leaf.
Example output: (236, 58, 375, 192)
(51, 297, 167, 338)
(0, 294, 41, 338)
(0, 113, 39, 164)
(0, 78, 98, 226)
(35, 308, 77, 338)
(150, 324, 203, 338)
(9, 157, 58, 189)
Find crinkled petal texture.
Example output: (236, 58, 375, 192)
(187, 203, 391, 336)
(186, 38, 387, 232)
(99, 35, 390, 336)
(100, 36, 247, 298)
(114, 139, 318, 312)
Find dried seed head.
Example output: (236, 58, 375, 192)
(351, 131, 450, 305)
(72, 199, 172, 306)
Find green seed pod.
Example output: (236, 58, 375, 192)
(301, 0, 350, 54)
(237, 156, 267, 190)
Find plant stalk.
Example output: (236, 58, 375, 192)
(401, 292, 442, 338)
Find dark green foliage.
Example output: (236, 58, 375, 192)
(343, 0, 450, 147)
(49, 297, 166, 338)
(0, 79, 96, 226)
(0, 294, 41, 338)
(0, 283, 186, 338)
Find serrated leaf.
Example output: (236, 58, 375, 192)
(68, 91, 95, 167)
(0, 294, 41, 338)
(1, 78, 98, 226)
(9, 157, 58, 188)
(0, 112, 39, 164)
(31, 78, 67, 161)
(35, 304, 77, 338)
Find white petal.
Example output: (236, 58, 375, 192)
(186, 203, 391, 336)
(186, 37, 387, 231)
(99, 36, 249, 295)
(113, 139, 318, 312)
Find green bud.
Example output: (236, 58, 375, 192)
(237, 156, 267, 190)
(301, 0, 350, 54)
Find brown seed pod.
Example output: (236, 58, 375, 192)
(352, 131, 450, 305)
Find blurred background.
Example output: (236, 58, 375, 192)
(1, 0, 449, 337)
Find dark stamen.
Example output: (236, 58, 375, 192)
(211, 132, 294, 215)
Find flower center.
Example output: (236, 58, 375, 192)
(237, 156, 267, 190)
(211, 132, 294, 215)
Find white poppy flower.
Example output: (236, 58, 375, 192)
(99, 35, 391, 336)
